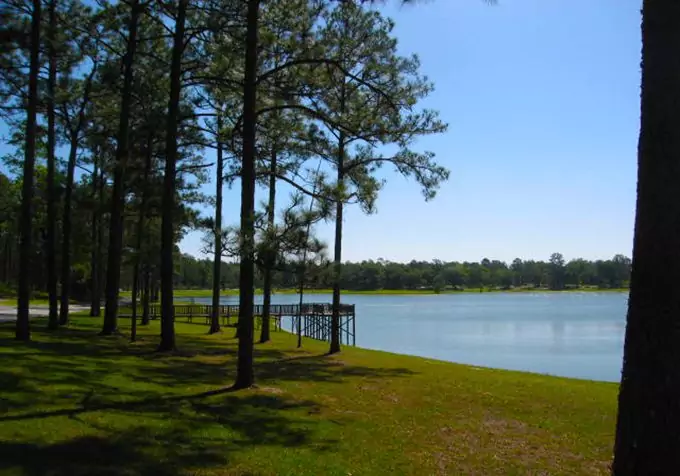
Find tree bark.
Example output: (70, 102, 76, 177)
(260, 148, 277, 344)
(612, 2, 680, 474)
(158, 0, 188, 352)
(210, 112, 224, 334)
(234, 0, 260, 389)
(46, 0, 58, 330)
(16, 0, 41, 341)
(102, 0, 140, 335)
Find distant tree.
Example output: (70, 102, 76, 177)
(510, 258, 523, 286)
(548, 252, 565, 290)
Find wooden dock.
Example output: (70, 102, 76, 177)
(132, 303, 356, 346)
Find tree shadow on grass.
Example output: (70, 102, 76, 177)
(0, 392, 332, 475)
(0, 431, 186, 476)
(256, 353, 417, 384)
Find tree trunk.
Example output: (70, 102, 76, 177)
(296, 165, 321, 348)
(60, 64, 95, 326)
(46, 0, 58, 330)
(102, 0, 140, 335)
(131, 137, 152, 341)
(16, 0, 41, 341)
(158, 0, 187, 352)
(329, 63, 347, 354)
(89, 157, 100, 316)
(330, 138, 345, 354)
(612, 2, 680, 474)
(58, 136, 78, 326)
(234, 0, 260, 390)
(91, 167, 105, 316)
(260, 148, 277, 344)
(141, 265, 150, 325)
(210, 112, 224, 334)
(297, 267, 304, 348)
(130, 263, 139, 341)
(152, 280, 159, 302)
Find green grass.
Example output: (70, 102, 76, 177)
(0, 316, 617, 475)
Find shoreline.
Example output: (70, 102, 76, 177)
(2, 287, 629, 307)
(130, 286, 629, 298)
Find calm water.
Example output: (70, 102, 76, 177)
(190, 292, 628, 382)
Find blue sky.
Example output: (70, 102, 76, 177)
(1, 0, 641, 265)
(182, 0, 641, 264)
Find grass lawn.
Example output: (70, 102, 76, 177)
(0, 316, 616, 475)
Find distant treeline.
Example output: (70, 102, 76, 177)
(175, 252, 632, 292)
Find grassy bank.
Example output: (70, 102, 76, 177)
(0, 316, 616, 475)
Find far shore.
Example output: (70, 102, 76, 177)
(118, 286, 628, 299)
(1, 286, 628, 306)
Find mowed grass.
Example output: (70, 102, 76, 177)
(0, 316, 617, 475)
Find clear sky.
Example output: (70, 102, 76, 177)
(180, 0, 641, 264)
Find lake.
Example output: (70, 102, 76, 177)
(189, 291, 628, 382)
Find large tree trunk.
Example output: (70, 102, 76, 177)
(612, 3, 680, 474)
(158, 0, 188, 352)
(58, 137, 78, 325)
(46, 0, 58, 330)
(102, 0, 140, 335)
(234, 0, 260, 389)
(210, 112, 224, 334)
(260, 148, 277, 344)
(16, 0, 41, 341)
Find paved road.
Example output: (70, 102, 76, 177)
(0, 304, 91, 322)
